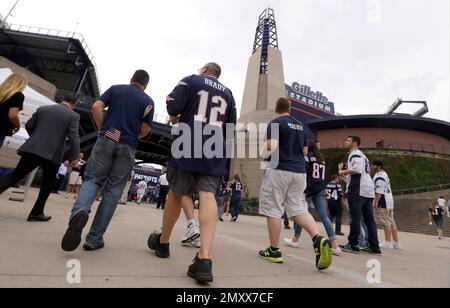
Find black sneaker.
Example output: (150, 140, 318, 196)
(335, 231, 345, 236)
(259, 247, 284, 263)
(340, 244, 361, 254)
(314, 236, 332, 271)
(61, 211, 89, 252)
(361, 247, 382, 256)
(147, 232, 170, 258)
(188, 255, 213, 283)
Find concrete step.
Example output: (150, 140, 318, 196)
(310, 209, 450, 237)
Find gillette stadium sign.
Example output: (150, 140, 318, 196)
(286, 82, 336, 114)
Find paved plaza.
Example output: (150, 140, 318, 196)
(0, 188, 449, 288)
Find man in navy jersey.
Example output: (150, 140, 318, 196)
(259, 98, 332, 271)
(148, 63, 237, 283)
(230, 175, 243, 222)
(62, 70, 155, 252)
(327, 175, 345, 236)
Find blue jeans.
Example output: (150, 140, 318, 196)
(328, 207, 344, 233)
(70, 137, 135, 245)
(230, 193, 241, 219)
(348, 194, 379, 248)
(329, 207, 343, 233)
(0, 135, 5, 148)
(359, 220, 369, 247)
(294, 190, 337, 241)
(216, 196, 225, 219)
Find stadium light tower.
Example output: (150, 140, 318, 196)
(0, 0, 20, 29)
(240, 7, 285, 119)
(253, 8, 279, 74)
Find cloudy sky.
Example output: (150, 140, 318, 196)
(1, 0, 449, 121)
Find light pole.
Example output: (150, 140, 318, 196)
(0, 0, 20, 29)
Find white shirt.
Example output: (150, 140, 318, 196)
(437, 198, 447, 209)
(158, 174, 169, 186)
(137, 181, 148, 192)
(58, 164, 68, 176)
(347, 149, 375, 198)
(374, 170, 394, 209)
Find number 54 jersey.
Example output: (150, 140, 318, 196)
(166, 74, 237, 177)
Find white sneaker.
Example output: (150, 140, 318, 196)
(191, 238, 201, 249)
(332, 247, 342, 256)
(393, 242, 402, 250)
(283, 238, 300, 249)
(380, 241, 394, 250)
(182, 224, 200, 244)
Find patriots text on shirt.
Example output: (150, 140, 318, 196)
(287, 123, 304, 131)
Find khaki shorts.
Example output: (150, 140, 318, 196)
(259, 169, 309, 219)
(167, 164, 221, 196)
(375, 208, 397, 228)
(68, 172, 82, 186)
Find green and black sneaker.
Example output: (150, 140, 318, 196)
(340, 244, 361, 254)
(314, 236, 332, 271)
(259, 247, 284, 264)
(361, 246, 382, 256)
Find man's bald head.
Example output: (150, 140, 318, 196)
(202, 62, 222, 79)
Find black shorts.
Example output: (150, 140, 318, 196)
(167, 165, 221, 196)
(433, 217, 443, 229)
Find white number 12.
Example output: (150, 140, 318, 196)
(195, 90, 228, 127)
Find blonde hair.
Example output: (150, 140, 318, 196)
(0, 73, 28, 104)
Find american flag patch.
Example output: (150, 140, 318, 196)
(143, 105, 153, 118)
(105, 127, 121, 143)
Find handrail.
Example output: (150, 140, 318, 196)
(393, 183, 450, 195)
(320, 139, 450, 156)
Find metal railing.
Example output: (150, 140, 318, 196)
(393, 183, 450, 195)
(320, 139, 450, 156)
(4, 23, 101, 91)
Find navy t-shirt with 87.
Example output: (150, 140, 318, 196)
(266, 115, 307, 174)
(99, 84, 155, 150)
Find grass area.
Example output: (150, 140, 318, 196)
(322, 149, 450, 192)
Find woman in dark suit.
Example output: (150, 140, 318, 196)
(0, 73, 27, 148)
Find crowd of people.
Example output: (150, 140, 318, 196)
(0, 66, 448, 284)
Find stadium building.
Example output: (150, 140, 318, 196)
(235, 8, 450, 198)
(0, 18, 172, 175)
